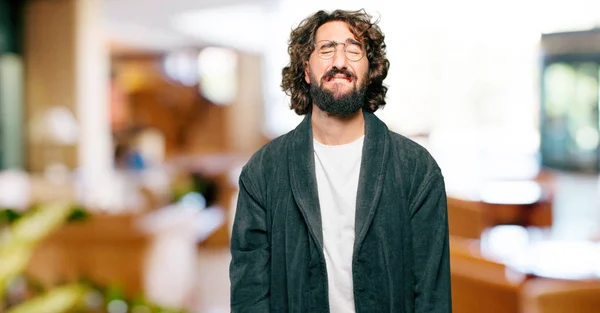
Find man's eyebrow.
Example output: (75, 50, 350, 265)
(347, 38, 362, 46)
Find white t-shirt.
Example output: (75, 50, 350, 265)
(313, 135, 364, 313)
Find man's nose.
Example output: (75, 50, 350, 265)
(330, 45, 348, 69)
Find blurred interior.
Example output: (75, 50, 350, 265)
(2, 0, 600, 312)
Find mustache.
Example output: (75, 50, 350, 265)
(322, 68, 355, 81)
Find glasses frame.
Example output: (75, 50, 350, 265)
(314, 39, 366, 62)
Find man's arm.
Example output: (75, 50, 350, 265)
(410, 169, 452, 313)
(229, 168, 270, 312)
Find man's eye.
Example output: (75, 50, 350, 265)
(346, 44, 362, 54)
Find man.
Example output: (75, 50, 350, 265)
(230, 9, 451, 313)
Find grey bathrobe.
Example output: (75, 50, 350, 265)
(230, 109, 452, 313)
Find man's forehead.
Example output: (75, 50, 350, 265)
(315, 21, 357, 42)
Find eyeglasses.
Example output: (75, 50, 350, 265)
(315, 39, 365, 62)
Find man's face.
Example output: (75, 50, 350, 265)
(304, 21, 369, 117)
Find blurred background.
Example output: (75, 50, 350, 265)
(2, 0, 600, 312)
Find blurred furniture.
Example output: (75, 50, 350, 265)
(447, 178, 554, 240)
(26, 213, 149, 296)
(504, 239, 600, 281)
(450, 236, 524, 313)
(111, 54, 227, 156)
(450, 231, 600, 313)
(450, 236, 525, 313)
(447, 197, 488, 239)
(480, 225, 600, 312)
(26, 208, 201, 310)
(447, 195, 552, 240)
(521, 278, 600, 313)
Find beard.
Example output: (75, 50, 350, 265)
(309, 68, 367, 119)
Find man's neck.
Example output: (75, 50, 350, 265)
(311, 104, 365, 146)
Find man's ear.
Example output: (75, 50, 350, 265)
(304, 62, 310, 84)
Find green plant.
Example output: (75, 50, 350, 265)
(0, 202, 87, 312)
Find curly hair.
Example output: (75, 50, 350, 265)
(281, 9, 390, 115)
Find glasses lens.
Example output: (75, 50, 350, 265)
(317, 41, 335, 59)
(345, 43, 364, 61)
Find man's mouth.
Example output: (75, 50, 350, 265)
(325, 74, 353, 82)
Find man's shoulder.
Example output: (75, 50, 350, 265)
(387, 130, 442, 178)
(388, 131, 436, 162)
(241, 132, 291, 177)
